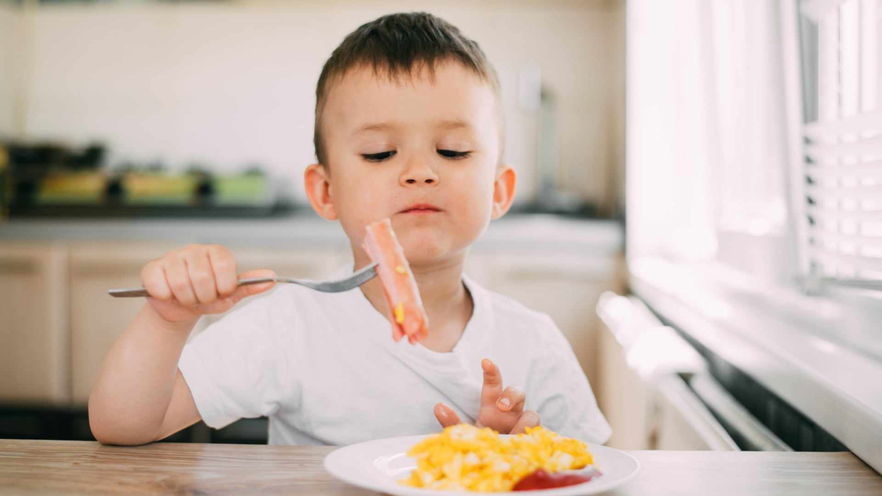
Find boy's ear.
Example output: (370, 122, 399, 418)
(491, 166, 517, 220)
(304, 164, 338, 220)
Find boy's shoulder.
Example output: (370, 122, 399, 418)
(484, 289, 552, 324)
(467, 276, 558, 336)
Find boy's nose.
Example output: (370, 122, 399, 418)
(400, 164, 439, 186)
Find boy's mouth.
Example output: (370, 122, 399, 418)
(400, 203, 442, 214)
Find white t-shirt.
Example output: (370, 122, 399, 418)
(178, 274, 611, 446)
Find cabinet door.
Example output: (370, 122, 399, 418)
(597, 320, 653, 449)
(69, 242, 347, 404)
(472, 251, 623, 383)
(0, 243, 68, 403)
(69, 242, 178, 404)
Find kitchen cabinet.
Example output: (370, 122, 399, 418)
(596, 318, 653, 449)
(68, 242, 176, 404)
(0, 217, 623, 411)
(0, 243, 68, 404)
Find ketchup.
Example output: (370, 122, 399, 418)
(512, 468, 597, 491)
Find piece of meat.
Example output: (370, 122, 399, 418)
(362, 218, 430, 343)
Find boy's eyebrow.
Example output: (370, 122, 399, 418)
(435, 119, 471, 130)
(354, 122, 396, 134)
(352, 120, 473, 136)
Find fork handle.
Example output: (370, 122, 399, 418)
(107, 277, 276, 298)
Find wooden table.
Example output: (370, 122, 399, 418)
(1, 439, 880, 495)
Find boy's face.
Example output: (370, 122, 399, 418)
(305, 61, 516, 266)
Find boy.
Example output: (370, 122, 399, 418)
(89, 12, 611, 446)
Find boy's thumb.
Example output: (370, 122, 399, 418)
(434, 403, 462, 428)
(229, 269, 277, 302)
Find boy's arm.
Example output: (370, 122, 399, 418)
(156, 370, 202, 441)
(88, 244, 275, 445)
(88, 305, 198, 445)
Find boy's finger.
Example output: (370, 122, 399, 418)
(433, 403, 462, 428)
(480, 358, 504, 405)
(207, 245, 238, 296)
(496, 386, 525, 413)
(141, 261, 171, 300)
(165, 258, 198, 306)
(509, 410, 540, 434)
(185, 251, 218, 304)
(202, 296, 237, 315)
(228, 269, 277, 302)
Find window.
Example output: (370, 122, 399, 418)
(798, 0, 882, 290)
(627, 0, 882, 294)
(626, 0, 793, 280)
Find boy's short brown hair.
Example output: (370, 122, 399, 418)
(313, 12, 500, 166)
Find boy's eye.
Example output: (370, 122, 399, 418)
(437, 149, 472, 159)
(361, 151, 396, 162)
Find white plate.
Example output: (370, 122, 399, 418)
(323, 434, 640, 495)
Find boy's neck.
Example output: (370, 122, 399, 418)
(356, 252, 473, 353)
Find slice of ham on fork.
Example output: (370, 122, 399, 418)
(362, 218, 430, 343)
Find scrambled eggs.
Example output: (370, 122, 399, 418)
(401, 424, 594, 492)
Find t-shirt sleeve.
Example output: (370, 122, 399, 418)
(178, 292, 289, 429)
(530, 315, 612, 444)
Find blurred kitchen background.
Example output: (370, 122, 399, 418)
(0, 0, 623, 217)
(1, 0, 881, 475)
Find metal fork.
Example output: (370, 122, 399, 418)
(107, 262, 378, 298)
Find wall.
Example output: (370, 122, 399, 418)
(0, 2, 21, 137)
(15, 0, 623, 207)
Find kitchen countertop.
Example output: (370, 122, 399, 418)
(0, 213, 623, 254)
(1, 439, 880, 495)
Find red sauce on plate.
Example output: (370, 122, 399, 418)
(512, 468, 597, 491)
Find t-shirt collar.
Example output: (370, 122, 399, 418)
(334, 264, 490, 356)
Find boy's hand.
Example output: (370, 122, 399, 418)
(140, 244, 276, 324)
(433, 358, 540, 434)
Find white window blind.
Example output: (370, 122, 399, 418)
(799, 0, 882, 289)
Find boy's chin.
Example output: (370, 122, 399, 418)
(401, 245, 447, 266)
(398, 235, 461, 267)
